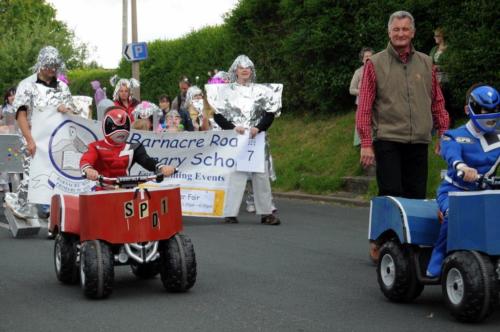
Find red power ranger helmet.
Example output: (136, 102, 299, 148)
(103, 107, 131, 144)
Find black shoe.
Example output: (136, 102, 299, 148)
(261, 214, 281, 225)
(224, 217, 239, 223)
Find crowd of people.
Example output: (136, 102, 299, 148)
(0, 47, 281, 226)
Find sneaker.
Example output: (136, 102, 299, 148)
(246, 204, 256, 213)
(224, 217, 239, 223)
(11, 204, 37, 220)
(261, 214, 280, 225)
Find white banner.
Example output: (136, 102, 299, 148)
(28, 111, 265, 217)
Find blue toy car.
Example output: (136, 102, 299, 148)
(369, 176, 500, 322)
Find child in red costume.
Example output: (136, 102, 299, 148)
(80, 106, 175, 180)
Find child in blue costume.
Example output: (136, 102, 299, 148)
(427, 84, 500, 277)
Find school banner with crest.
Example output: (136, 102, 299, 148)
(27, 111, 265, 217)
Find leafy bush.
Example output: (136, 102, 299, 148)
(435, 0, 500, 115)
(117, 25, 234, 103)
(67, 68, 116, 118)
(223, 0, 497, 115)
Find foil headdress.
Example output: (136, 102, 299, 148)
(132, 101, 161, 120)
(185, 86, 203, 106)
(110, 75, 140, 101)
(208, 71, 229, 84)
(31, 46, 66, 75)
(228, 55, 256, 83)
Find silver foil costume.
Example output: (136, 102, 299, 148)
(5, 46, 77, 219)
(206, 82, 282, 129)
(205, 55, 283, 216)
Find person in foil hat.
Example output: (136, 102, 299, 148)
(206, 55, 282, 225)
(5, 46, 78, 219)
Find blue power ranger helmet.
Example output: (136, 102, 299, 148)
(467, 85, 500, 133)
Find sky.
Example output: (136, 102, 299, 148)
(47, 0, 240, 68)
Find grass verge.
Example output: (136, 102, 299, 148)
(268, 111, 450, 199)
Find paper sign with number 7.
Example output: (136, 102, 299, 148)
(236, 131, 265, 173)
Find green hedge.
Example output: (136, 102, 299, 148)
(117, 25, 234, 103)
(433, 0, 500, 116)
(67, 68, 116, 118)
(67, 68, 116, 97)
(112, 0, 498, 116)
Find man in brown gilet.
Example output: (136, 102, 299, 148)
(356, 11, 450, 262)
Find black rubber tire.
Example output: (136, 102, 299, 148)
(159, 234, 197, 292)
(54, 233, 79, 284)
(442, 251, 497, 322)
(377, 241, 424, 302)
(80, 240, 114, 299)
(131, 261, 160, 279)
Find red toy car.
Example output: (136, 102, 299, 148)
(48, 174, 196, 299)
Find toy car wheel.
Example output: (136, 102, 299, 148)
(131, 261, 160, 279)
(159, 234, 197, 292)
(377, 241, 423, 302)
(54, 233, 79, 284)
(442, 251, 497, 322)
(80, 240, 114, 299)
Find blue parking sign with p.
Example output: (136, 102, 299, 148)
(123, 42, 148, 62)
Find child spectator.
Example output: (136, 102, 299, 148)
(185, 86, 210, 131)
(132, 101, 161, 131)
(158, 109, 184, 133)
(158, 94, 193, 131)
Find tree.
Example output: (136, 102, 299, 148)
(0, 0, 88, 92)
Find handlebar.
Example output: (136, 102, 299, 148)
(82, 173, 165, 189)
(98, 174, 165, 188)
(457, 170, 500, 189)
